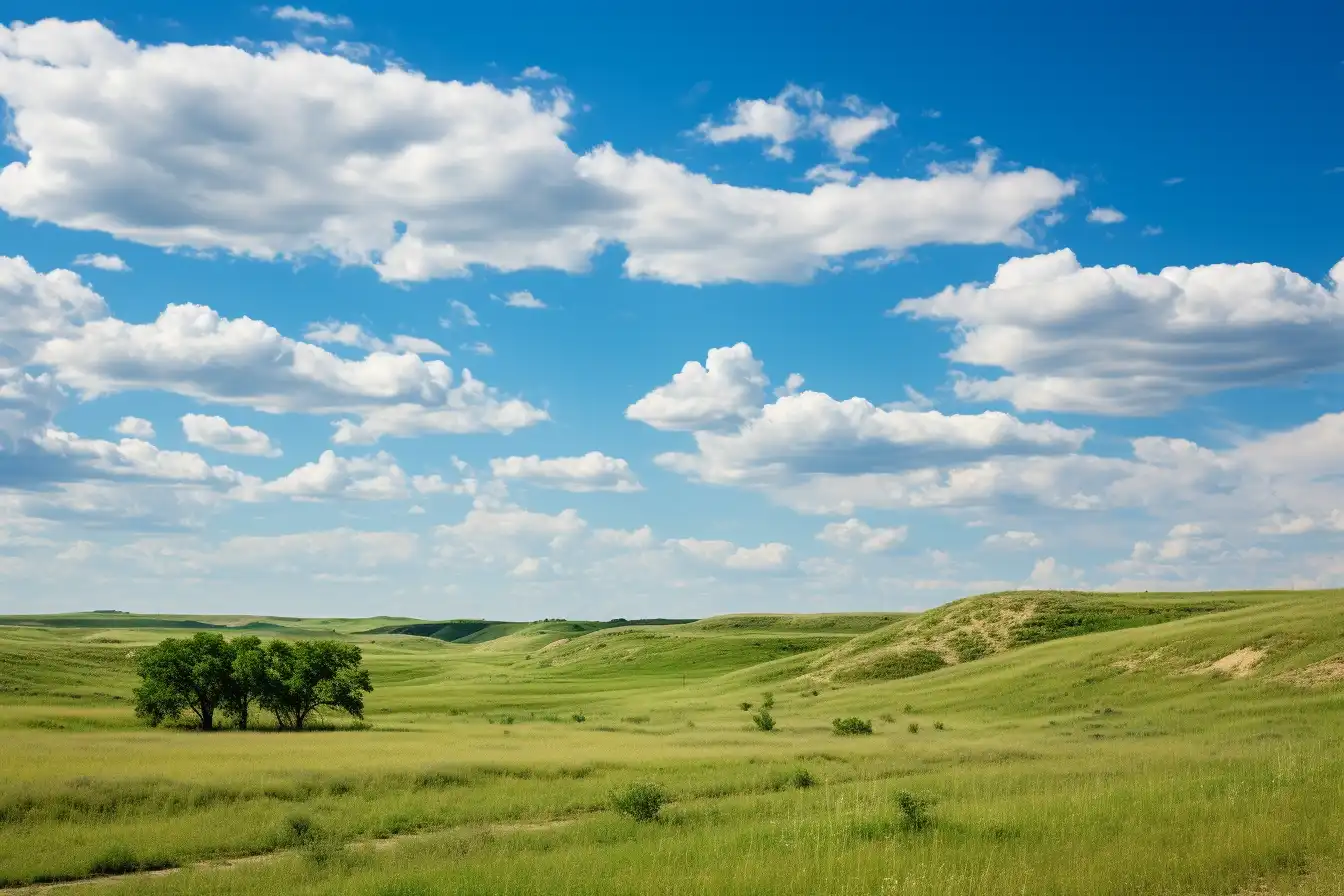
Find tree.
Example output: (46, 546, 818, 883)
(133, 633, 235, 731)
(221, 636, 266, 731)
(258, 639, 372, 730)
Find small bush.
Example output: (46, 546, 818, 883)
(572, 711, 586, 723)
(903, 704, 914, 713)
(832, 716, 873, 736)
(88, 844, 138, 876)
(933, 721, 945, 731)
(739, 702, 753, 711)
(879, 713, 895, 723)
(761, 692, 775, 710)
(790, 767, 816, 788)
(283, 812, 319, 845)
(895, 790, 935, 830)
(610, 782, 667, 822)
(751, 708, 776, 731)
(908, 722, 920, 734)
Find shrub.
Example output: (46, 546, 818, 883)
(949, 631, 992, 663)
(739, 702, 753, 711)
(282, 812, 319, 845)
(88, 844, 138, 876)
(751, 708, 776, 731)
(572, 711, 586, 723)
(832, 716, 873, 736)
(610, 782, 667, 822)
(895, 790, 935, 830)
(903, 704, 914, 713)
(933, 721, 945, 731)
(790, 767, 816, 788)
(761, 692, 775, 710)
(908, 722, 920, 734)
(879, 713, 895, 723)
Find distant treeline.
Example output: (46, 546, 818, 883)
(134, 633, 371, 731)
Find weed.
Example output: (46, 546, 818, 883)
(739, 701, 753, 711)
(903, 703, 914, 713)
(908, 722, 920, 734)
(934, 721, 945, 730)
(790, 767, 816, 788)
(832, 716, 873, 736)
(880, 712, 895, 723)
(761, 692, 775, 710)
(751, 708, 776, 731)
(572, 711, 586, 723)
(621, 715, 650, 724)
(610, 782, 667, 822)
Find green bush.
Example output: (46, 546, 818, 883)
(895, 790, 935, 830)
(610, 782, 667, 822)
(572, 711, 586, 723)
(282, 812, 319, 845)
(832, 716, 873, 736)
(739, 701, 753, 711)
(908, 722, 920, 734)
(87, 844, 138, 876)
(790, 767, 816, 788)
(761, 692, 775, 710)
(933, 721, 945, 730)
(751, 708, 776, 731)
(950, 631, 992, 663)
(879, 712, 895, 723)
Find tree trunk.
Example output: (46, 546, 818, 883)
(201, 704, 214, 731)
(237, 705, 249, 731)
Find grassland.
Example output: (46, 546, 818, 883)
(1, 589, 1342, 895)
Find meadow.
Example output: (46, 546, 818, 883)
(1, 589, 1342, 895)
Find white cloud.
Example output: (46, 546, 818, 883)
(626, 343, 767, 431)
(816, 518, 908, 553)
(592, 525, 655, 550)
(72, 253, 129, 272)
(304, 320, 448, 355)
(446, 301, 480, 327)
(435, 502, 587, 564)
(181, 414, 281, 457)
(1141, 225, 1163, 237)
(1022, 556, 1085, 588)
(497, 290, 546, 309)
(517, 66, 555, 81)
(983, 530, 1042, 549)
(1163, 177, 1185, 186)
(34, 429, 247, 486)
(113, 416, 155, 439)
(461, 341, 494, 356)
(1086, 207, 1126, 224)
(695, 85, 895, 162)
(489, 452, 642, 493)
(0, 23, 1073, 287)
(34, 303, 546, 443)
(894, 249, 1344, 414)
(0, 256, 108, 365)
(221, 530, 417, 570)
(272, 6, 352, 28)
(246, 449, 456, 501)
(667, 537, 792, 571)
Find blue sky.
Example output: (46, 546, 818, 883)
(1, 2, 1341, 619)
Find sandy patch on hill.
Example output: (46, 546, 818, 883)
(1275, 655, 1344, 688)
(1192, 647, 1266, 678)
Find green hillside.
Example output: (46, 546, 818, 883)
(0, 589, 1341, 895)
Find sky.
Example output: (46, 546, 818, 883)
(1, 2, 1342, 620)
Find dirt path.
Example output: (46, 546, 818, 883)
(7, 819, 577, 894)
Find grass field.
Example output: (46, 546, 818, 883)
(1, 589, 1342, 895)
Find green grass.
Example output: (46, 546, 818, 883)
(0, 589, 1342, 894)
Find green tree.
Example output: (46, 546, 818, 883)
(222, 636, 266, 731)
(133, 633, 235, 731)
(259, 640, 372, 730)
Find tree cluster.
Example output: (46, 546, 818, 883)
(132, 633, 373, 731)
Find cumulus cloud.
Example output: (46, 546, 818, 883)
(246, 449, 462, 501)
(667, 537, 792, 571)
(626, 343, 767, 431)
(435, 502, 587, 564)
(489, 452, 642, 493)
(461, 341, 494, 356)
(33, 302, 546, 443)
(304, 320, 448, 355)
(113, 416, 155, 439)
(496, 290, 546, 309)
(181, 414, 281, 457)
(983, 530, 1042, 549)
(0, 256, 108, 364)
(894, 249, 1344, 414)
(695, 84, 896, 162)
(518, 66, 555, 81)
(72, 253, 129, 272)
(816, 518, 908, 552)
(0, 21, 1073, 286)
(1086, 207, 1126, 224)
(271, 6, 352, 28)
(33, 428, 247, 487)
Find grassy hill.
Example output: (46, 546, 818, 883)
(1, 589, 1341, 895)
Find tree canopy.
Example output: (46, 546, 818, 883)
(133, 635, 372, 731)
